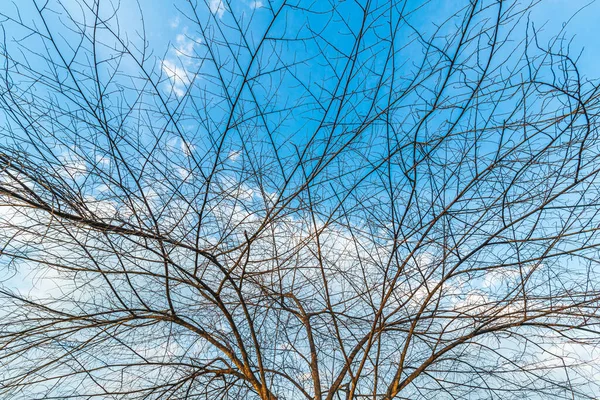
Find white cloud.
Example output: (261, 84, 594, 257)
(160, 29, 200, 98)
(84, 196, 118, 220)
(95, 184, 109, 193)
(209, 0, 226, 18)
(483, 264, 536, 289)
(95, 155, 110, 166)
(161, 59, 190, 97)
(177, 167, 189, 181)
(167, 137, 195, 156)
(175, 33, 197, 58)
(181, 139, 195, 156)
(59, 150, 87, 179)
(250, 1, 263, 9)
(228, 150, 241, 161)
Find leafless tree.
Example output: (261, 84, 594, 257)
(1, 0, 600, 398)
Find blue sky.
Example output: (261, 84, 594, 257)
(2, 1, 600, 398)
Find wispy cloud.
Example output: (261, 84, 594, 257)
(161, 59, 191, 97)
(160, 29, 200, 97)
(228, 150, 241, 161)
(209, 0, 226, 19)
(174, 33, 196, 57)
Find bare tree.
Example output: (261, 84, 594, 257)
(1, 0, 600, 398)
